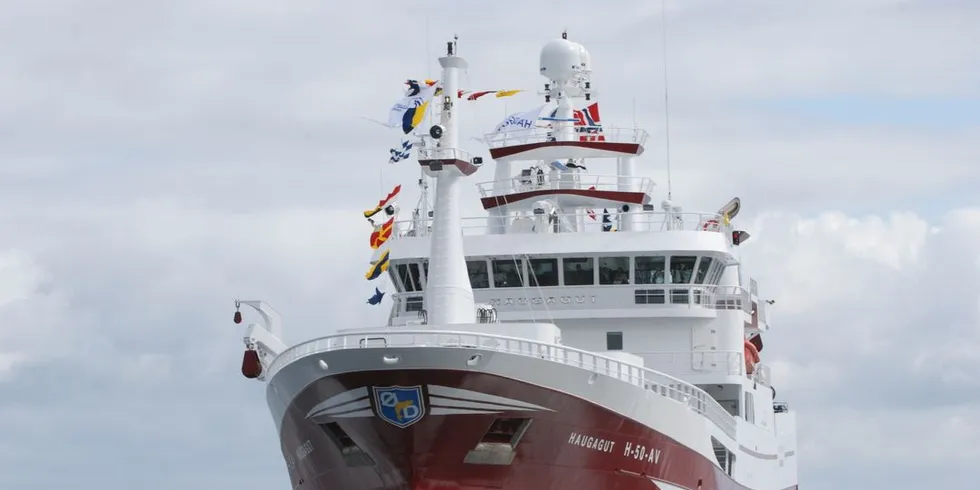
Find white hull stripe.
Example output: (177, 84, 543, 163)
(328, 409, 375, 418)
(428, 385, 553, 411)
(304, 384, 552, 421)
(429, 395, 549, 412)
(304, 387, 369, 419)
(429, 408, 506, 415)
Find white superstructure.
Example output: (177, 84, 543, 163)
(235, 33, 799, 490)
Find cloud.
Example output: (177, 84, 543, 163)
(744, 208, 980, 487)
(0, 0, 978, 489)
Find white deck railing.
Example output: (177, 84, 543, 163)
(391, 284, 753, 315)
(483, 126, 650, 149)
(417, 146, 476, 162)
(266, 329, 738, 438)
(393, 210, 729, 238)
(476, 173, 655, 199)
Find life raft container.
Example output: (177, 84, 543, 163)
(744, 339, 760, 375)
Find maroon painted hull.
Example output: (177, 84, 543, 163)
(276, 369, 791, 490)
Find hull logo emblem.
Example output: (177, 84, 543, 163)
(372, 385, 426, 428)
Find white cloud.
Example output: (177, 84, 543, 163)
(0, 0, 977, 489)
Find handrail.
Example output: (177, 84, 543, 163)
(266, 329, 738, 438)
(475, 173, 656, 198)
(752, 362, 772, 387)
(483, 126, 650, 149)
(392, 210, 729, 238)
(390, 284, 753, 314)
(417, 146, 475, 162)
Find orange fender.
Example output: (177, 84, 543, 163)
(744, 339, 760, 374)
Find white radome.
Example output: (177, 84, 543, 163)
(539, 38, 588, 82)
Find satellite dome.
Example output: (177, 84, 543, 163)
(539, 38, 584, 82)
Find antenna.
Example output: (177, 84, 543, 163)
(632, 96, 637, 127)
(660, 0, 673, 200)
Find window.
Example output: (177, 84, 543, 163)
(467, 260, 490, 289)
(695, 257, 713, 284)
(634, 256, 666, 284)
(405, 296, 423, 312)
(491, 259, 523, 288)
(606, 331, 623, 350)
(635, 289, 665, 304)
(745, 392, 756, 423)
(528, 258, 559, 287)
(598, 257, 630, 285)
(396, 263, 422, 292)
(562, 257, 594, 285)
(669, 256, 697, 284)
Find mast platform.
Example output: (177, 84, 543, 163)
(417, 143, 482, 177)
(485, 127, 648, 162)
(476, 173, 653, 211)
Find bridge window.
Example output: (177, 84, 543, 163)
(491, 259, 523, 288)
(562, 257, 594, 285)
(467, 260, 490, 289)
(606, 331, 623, 351)
(669, 256, 697, 283)
(695, 257, 713, 284)
(635, 289, 665, 304)
(528, 258, 559, 287)
(634, 256, 666, 284)
(405, 296, 423, 312)
(599, 257, 630, 285)
(396, 263, 422, 292)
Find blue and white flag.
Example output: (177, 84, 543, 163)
(492, 105, 546, 134)
(388, 83, 439, 134)
(389, 139, 414, 163)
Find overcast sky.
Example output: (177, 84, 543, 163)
(1, 0, 978, 489)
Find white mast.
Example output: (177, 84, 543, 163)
(419, 38, 481, 325)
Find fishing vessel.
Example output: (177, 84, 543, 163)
(233, 34, 799, 490)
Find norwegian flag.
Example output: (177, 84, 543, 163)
(549, 102, 606, 142)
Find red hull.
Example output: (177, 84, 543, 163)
(276, 369, 793, 490)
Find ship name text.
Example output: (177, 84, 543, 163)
(624, 441, 661, 464)
(567, 432, 616, 453)
(284, 439, 314, 471)
(566, 432, 662, 464)
(295, 440, 314, 461)
(490, 295, 597, 307)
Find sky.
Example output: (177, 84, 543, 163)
(1, 0, 978, 488)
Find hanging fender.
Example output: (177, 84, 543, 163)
(242, 348, 262, 379)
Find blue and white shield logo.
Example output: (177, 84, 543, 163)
(372, 385, 426, 428)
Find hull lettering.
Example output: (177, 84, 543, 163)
(567, 431, 616, 453)
(489, 295, 597, 307)
(568, 432, 661, 464)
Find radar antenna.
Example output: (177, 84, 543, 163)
(660, 0, 674, 200)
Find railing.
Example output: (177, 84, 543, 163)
(417, 146, 476, 162)
(392, 210, 729, 239)
(752, 362, 771, 387)
(483, 126, 650, 150)
(266, 329, 738, 438)
(391, 284, 752, 317)
(475, 173, 655, 199)
(640, 350, 744, 377)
